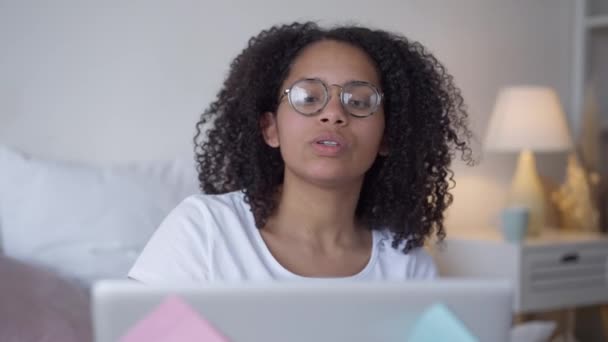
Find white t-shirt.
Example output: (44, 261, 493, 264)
(128, 191, 437, 284)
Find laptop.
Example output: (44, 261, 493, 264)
(92, 280, 513, 342)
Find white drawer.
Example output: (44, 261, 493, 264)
(519, 244, 608, 312)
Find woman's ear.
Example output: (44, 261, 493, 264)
(260, 112, 280, 148)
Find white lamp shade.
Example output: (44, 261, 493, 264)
(484, 86, 573, 152)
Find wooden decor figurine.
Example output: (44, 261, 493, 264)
(552, 153, 600, 233)
(552, 84, 602, 233)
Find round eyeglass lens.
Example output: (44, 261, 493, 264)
(341, 83, 380, 117)
(288, 79, 327, 115)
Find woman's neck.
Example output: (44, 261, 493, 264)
(264, 172, 366, 250)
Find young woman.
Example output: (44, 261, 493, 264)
(129, 22, 473, 284)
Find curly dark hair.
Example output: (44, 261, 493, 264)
(194, 22, 473, 253)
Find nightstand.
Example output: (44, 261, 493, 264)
(433, 229, 608, 314)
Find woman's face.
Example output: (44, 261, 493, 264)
(262, 40, 386, 188)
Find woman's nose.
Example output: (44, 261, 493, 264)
(318, 89, 349, 126)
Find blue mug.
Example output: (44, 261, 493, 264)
(500, 206, 530, 243)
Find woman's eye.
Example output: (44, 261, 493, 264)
(349, 99, 369, 108)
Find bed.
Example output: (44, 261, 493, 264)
(0, 145, 199, 341)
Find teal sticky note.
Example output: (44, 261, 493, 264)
(408, 303, 479, 342)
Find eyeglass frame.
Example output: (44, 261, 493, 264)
(278, 78, 384, 118)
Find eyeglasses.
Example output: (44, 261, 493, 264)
(279, 78, 383, 118)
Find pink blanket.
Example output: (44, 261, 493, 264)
(0, 255, 92, 342)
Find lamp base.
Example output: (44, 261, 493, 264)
(507, 150, 546, 236)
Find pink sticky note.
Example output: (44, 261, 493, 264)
(120, 295, 230, 342)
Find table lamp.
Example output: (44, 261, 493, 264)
(484, 86, 573, 236)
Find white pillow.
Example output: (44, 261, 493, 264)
(0, 145, 199, 283)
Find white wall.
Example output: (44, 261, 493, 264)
(0, 0, 574, 231)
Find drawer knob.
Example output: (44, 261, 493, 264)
(560, 253, 579, 263)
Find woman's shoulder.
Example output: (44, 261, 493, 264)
(177, 190, 248, 215)
(156, 190, 251, 239)
(128, 190, 252, 284)
(374, 229, 438, 279)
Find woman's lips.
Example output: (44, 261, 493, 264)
(311, 133, 348, 156)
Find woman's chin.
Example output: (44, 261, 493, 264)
(302, 170, 363, 188)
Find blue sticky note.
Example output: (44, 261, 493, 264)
(408, 303, 479, 342)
